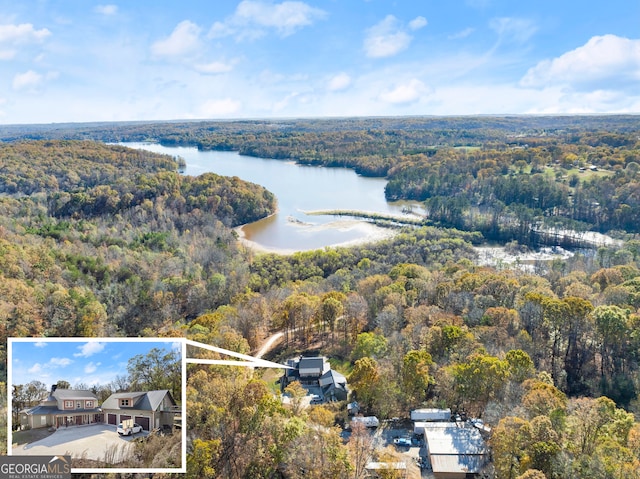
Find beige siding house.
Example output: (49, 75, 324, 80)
(101, 390, 177, 431)
(20, 385, 102, 429)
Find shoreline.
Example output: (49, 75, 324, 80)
(234, 219, 398, 255)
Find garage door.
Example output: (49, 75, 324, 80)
(119, 415, 131, 423)
(135, 416, 150, 431)
(108, 414, 117, 425)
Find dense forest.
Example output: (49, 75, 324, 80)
(2, 116, 640, 478)
(4, 115, 639, 239)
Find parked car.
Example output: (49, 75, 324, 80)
(393, 437, 412, 447)
(117, 423, 143, 436)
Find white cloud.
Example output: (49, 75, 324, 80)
(490, 17, 537, 44)
(28, 363, 42, 374)
(524, 87, 640, 115)
(0, 23, 50, 43)
(84, 362, 100, 374)
(448, 27, 474, 40)
(34, 341, 47, 348)
(379, 78, 428, 104)
(49, 357, 72, 367)
(151, 20, 201, 58)
(94, 4, 118, 15)
(236, 0, 326, 35)
(209, 22, 235, 39)
(197, 98, 242, 117)
(13, 70, 58, 90)
(0, 23, 50, 60)
(521, 35, 640, 89)
(409, 16, 428, 31)
(13, 70, 43, 90)
(73, 342, 106, 358)
(194, 60, 235, 74)
(0, 49, 16, 60)
(258, 69, 308, 84)
(273, 91, 303, 112)
(327, 72, 351, 91)
(364, 15, 412, 58)
(209, 0, 327, 40)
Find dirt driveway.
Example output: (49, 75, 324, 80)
(12, 424, 148, 463)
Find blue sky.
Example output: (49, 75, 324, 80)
(0, 0, 638, 124)
(10, 339, 182, 388)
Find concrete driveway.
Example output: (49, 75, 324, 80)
(12, 424, 148, 463)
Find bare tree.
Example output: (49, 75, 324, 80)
(348, 422, 374, 479)
(111, 375, 130, 392)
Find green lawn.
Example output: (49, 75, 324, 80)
(564, 166, 614, 181)
(12, 427, 55, 446)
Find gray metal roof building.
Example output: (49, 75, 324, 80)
(423, 423, 489, 479)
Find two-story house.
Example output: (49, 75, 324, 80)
(281, 355, 348, 402)
(20, 385, 103, 429)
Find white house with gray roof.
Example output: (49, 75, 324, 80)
(101, 389, 177, 431)
(20, 385, 102, 429)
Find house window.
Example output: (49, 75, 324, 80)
(85, 400, 94, 408)
(76, 401, 82, 409)
(120, 399, 130, 407)
(64, 400, 74, 409)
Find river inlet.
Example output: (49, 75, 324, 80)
(125, 142, 423, 253)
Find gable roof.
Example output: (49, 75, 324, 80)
(320, 369, 346, 384)
(299, 357, 325, 370)
(101, 390, 175, 411)
(52, 389, 98, 400)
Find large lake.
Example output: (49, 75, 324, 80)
(126, 143, 423, 253)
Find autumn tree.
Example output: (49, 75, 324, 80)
(280, 292, 320, 347)
(562, 296, 595, 395)
(563, 396, 636, 478)
(318, 291, 346, 346)
(284, 381, 307, 416)
(351, 332, 388, 361)
(286, 426, 352, 479)
(491, 416, 531, 479)
(187, 438, 220, 479)
(505, 349, 535, 384)
(448, 352, 510, 416)
(521, 377, 567, 420)
(592, 305, 633, 402)
(401, 349, 434, 407)
(348, 357, 381, 413)
(526, 415, 561, 478)
(516, 471, 547, 479)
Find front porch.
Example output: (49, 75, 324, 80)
(54, 413, 104, 428)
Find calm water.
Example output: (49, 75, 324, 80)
(126, 143, 423, 252)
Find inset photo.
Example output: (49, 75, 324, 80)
(8, 337, 186, 474)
